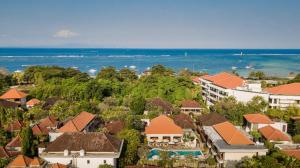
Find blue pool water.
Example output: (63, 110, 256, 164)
(147, 149, 203, 159)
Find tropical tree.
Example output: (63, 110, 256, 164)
(21, 126, 35, 156)
(117, 129, 141, 167)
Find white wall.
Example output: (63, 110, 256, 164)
(230, 90, 269, 103)
(43, 156, 116, 168)
(224, 151, 266, 161)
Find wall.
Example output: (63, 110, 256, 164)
(43, 156, 116, 168)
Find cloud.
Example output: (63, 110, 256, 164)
(53, 29, 79, 38)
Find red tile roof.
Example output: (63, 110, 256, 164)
(26, 98, 40, 106)
(181, 100, 200, 108)
(6, 136, 21, 148)
(282, 149, 300, 160)
(6, 120, 23, 132)
(29, 157, 42, 167)
(243, 113, 274, 124)
(49, 163, 67, 168)
(59, 111, 95, 132)
(32, 124, 49, 136)
(38, 116, 58, 128)
(192, 77, 200, 84)
(258, 125, 290, 141)
(200, 72, 244, 89)
(145, 115, 183, 134)
(6, 155, 42, 168)
(105, 120, 125, 135)
(7, 155, 31, 167)
(0, 146, 10, 158)
(264, 83, 300, 96)
(213, 121, 254, 145)
(0, 88, 27, 99)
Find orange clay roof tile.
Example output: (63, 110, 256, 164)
(282, 149, 300, 160)
(258, 125, 290, 141)
(0, 88, 27, 99)
(26, 98, 40, 106)
(243, 113, 274, 124)
(264, 83, 300, 96)
(213, 121, 254, 145)
(7, 154, 32, 167)
(200, 72, 244, 89)
(58, 111, 95, 133)
(145, 115, 183, 134)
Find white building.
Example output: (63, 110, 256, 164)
(243, 113, 288, 133)
(203, 121, 267, 167)
(39, 132, 123, 168)
(199, 72, 300, 109)
(265, 83, 300, 109)
(145, 115, 184, 145)
(199, 72, 269, 106)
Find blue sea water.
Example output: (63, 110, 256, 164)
(0, 48, 299, 77)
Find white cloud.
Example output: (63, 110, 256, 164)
(53, 29, 79, 38)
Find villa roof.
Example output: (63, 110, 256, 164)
(0, 88, 27, 99)
(0, 146, 10, 158)
(38, 116, 58, 128)
(181, 100, 200, 108)
(197, 112, 227, 126)
(259, 125, 290, 141)
(6, 136, 21, 148)
(173, 113, 195, 129)
(45, 132, 122, 153)
(282, 149, 300, 160)
(264, 83, 300, 96)
(26, 98, 40, 106)
(7, 155, 42, 168)
(6, 120, 24, 132)
(145, 115, 183, 135)
(192, 77, 200, 84)
(29, 157, 43, 167)
(213, 121, 254, 145)
(49, 163, 68, 168)
(105, 120, 125, 135)
(32, 124, 49, 136)
(0, 147, 19, 159)
(7, 155, 32, 168)
(58, 111, 95, 132)
(0, 99, 19, 108)
(243, 113, 274, 124)
(200, 72, 244, 89)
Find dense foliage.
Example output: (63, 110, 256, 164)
(237, 143, 300, 168)
(211, 96, 268, 125)
(117, 129, 141, 167)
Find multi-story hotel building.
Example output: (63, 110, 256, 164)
(197, 72, 300, 109)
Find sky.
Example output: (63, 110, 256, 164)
(0, 0, 300, 48)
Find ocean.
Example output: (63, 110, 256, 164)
(0, 48, 299, 77)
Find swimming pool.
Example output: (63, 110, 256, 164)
(147, 148, 203, 160)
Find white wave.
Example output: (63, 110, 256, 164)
(233, 53, 300, 56)
(129, 65, 136, 69)
(55, 55, 84, 58)
(88, 69, 97, 74)
(14, 70, 23, 73)
(231, 66, 237, 70)
(160, 55, 170, 57)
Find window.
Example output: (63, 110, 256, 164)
(274, 99, 277, 104)
(253, 124, 258, 130)
(104, 160, 107, 164)
(283, 125, 287, 132)
(87, 160, 90, 164)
